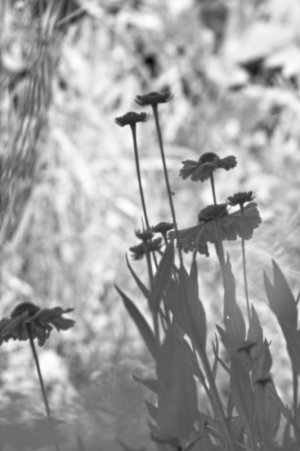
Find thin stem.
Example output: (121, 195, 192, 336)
(241, 238, 251, 322)
(145, 248, 160, 342)
(27, 326, 61, 451)
(210, 173, 217, 204)
(240, 204, 251, 323)
(152, 105, 183, 267)
(195, 339, 234, 449)
(293, 366, 299, 438)
(130, 124, 150, 230)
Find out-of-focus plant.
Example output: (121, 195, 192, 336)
(115, 92, 300, 451)
(0, 301, 75, 451)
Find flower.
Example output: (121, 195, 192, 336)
(129, 238, 162, 260)
(130, 237, 162, 260)
(227, 191, 255, 207)
(0, 302, 75, 346)
(198, 203, 228, 222)
(129, 243, 145, 260)
(180, 152, 237, 182)
(151, 222, 175, 234)
(169, 202, 261, 254)
(135, 91, 173, 106)
(114, 111, 150, 127)
(135, 228, 154, 242)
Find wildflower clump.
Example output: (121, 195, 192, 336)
(114, 91, 300, 451)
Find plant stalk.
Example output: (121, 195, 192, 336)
(27, 326, 61, 451)
(152, 105, 183, 266)
(130, 124, 151, 230)
(239, 204, 251, 322)
(210, 173, 217, 204)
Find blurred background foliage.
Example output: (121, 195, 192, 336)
(0, 0, 300, 449)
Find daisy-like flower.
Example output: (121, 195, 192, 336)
(180, 152, 237, 182)
(135, 228, 154, 242)
(169, 202, 261, 254)
(135, 91, 173, 106)
(151, 221, 175, 234)
(227, 191, 255, 207)
(198, 203, 228, 222)
(0, 301, 75, 346)
(130, 237, 162, 260)
(151, 221, 175, 245)
(114, 111, 150, 127)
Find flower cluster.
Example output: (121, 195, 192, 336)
(0, 302, 75, 346)
(171, 201, 261, 254)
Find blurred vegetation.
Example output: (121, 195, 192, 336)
(0, 0, 300, 449)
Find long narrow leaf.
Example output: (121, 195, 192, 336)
(149, 242, 174, 315)
(126, 255, 150, 300)
(115, 285, 158, 361)
(223, 255, 245, 342)
(179, 264, 207, 350)
(264, 260, 297, 329)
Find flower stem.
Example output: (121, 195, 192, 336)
(152, 105, 183, 266)
(145, 247, 160, 343)
(240, 204, 251, 323)
(293, 365, 299, 438)
(27, 326, 61, 451)
(210, 173, 217, 204)
(130, 124, 150, 230)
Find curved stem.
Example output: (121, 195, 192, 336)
(27, 326, 60, 451)
(152, 105, 183, 267)
(130, 124, 150, 230)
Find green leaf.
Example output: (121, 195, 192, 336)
(145, 400, 158, 422)
(132, 374, 158, 394)
(126, 255, 150, 300)
(223, 256, 246, 342)
(117, 438, 141, 451)
(264, 261, 300, 373)
(264, 260, 298, 330)
(165, 264, 207, 351)
(156, 327, 198, 441)
(115, 285, 158, 361)
(230, 354, 256, 443)
(280, 327, 300, 374)
(254, 380, 282, 442)
(179, 264, 207, 350)
(149, 242, 174, 315)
